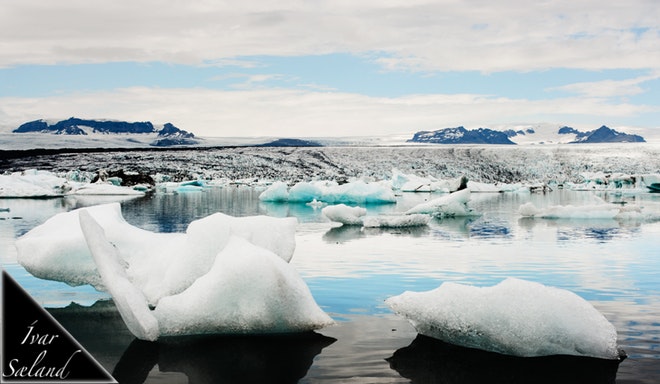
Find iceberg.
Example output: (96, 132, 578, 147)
(385, 278, 622, 360)
(260, 180, 396, 205)
(15, 203, 298, 305)
(322, 204, 367, 226)
(391, 169, 467, 193)
(0, 170, 69, 198)
(362, 214, 430, 228)
(405, 188, 475, 218)
(258, 181, 289, 202)
(518, 201, 620, 220)
(77, 211, 332, 340)
(322, 204, 430, 228)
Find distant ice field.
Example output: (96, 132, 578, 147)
(2, 143, 660, 186)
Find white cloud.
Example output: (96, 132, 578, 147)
(1, 87, 656, 137)
(1, 0, 660, 72)
(548, 73, 660, 98)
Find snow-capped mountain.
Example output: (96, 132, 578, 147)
(408, 125, 646, 145)
(12, 118, 199, 147)
(408, 127, 515, 145)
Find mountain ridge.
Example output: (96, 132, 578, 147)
(409, 125, 645, 145)
(13, 118, 199, 147)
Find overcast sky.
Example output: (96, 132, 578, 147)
(1, 0, 659, 138)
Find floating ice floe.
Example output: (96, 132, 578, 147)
(390, 169, 466, 193)
(259, 180, 396, 205)
(385, 278, 623, 360)
(77, 211, 333, 340)
(156, 180, 207, 194)
(0, 170, 69, 197)
(0, 170, 146, 198)
(322, 204, 367, 226)
(321, 204, 430, 228)
(520, 199, 660, 221)
(405, 188, 475, 218)
(362, 214, 430, 228)
(15, 203, 302, 305)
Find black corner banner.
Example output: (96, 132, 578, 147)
(1, 270, 117, 383)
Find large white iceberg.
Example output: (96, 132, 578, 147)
(78, 211, 333, 340)
(260, 180, 396, 205)
(15, 203, 298, 305)
(385, 278, 622, 360)
(405, 188, 475, 218)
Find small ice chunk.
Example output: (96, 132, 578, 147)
(78, 211, 159, 341)
(154, 236, 335, 336)
(406, 188, 474, 218)
(71, 183, 145, 196)
(362, 214, 430, 228)
(322, 204, 367, 225)
(385, 278, 621, 360)
(519, 202, 620, 219)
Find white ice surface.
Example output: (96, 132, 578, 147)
(26, 205, 329, 339)
(322, 204, 367, 226)
(362, 214, 430, 228)
(405, 188, 475, 217)
(15, 203, 298, 305)
(155, 235, 334, 336)
(386, 278, 621, 360)
(260, 180, 396, 204)
(0, 170, 145, 198)
(78, 211, 160, 341)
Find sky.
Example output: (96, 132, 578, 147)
(1, 0, 659, 138)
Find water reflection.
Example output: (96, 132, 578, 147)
(113, 333, 336, 384)
(387, 334, 622, 384)
(322, 225, 429, 243)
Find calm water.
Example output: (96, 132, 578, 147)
(2, 187, 659, 383)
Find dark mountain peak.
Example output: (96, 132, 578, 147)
(571, 125, 645, 144)
(13, 118, 200, 147)
(408, 126, 515, 145)
(257, 138, 323, 147)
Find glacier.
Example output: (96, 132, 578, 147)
(385, 278, 623, 360)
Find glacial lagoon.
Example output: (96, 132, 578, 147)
(2, 186, 659, 383)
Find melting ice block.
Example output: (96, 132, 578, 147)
(405, 188, 474, 217)
(260, 180, 396, 205)
(155, 236, 334, 335)
(322, 204, 367, 226)
(385, 278, 622, 360)
(78, 210, 159, 341)
(77, 213, 333, 339)
(322, 204, 430, 228)
(362, 214, 430, 228)
(15, 203, 298, 305)
(518, 201, 620, 220)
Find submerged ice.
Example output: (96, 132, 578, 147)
(17, 203, 333, 339)
(385, 278, 621, 360)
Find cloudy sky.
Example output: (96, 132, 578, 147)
(1, 0, 659, 138)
